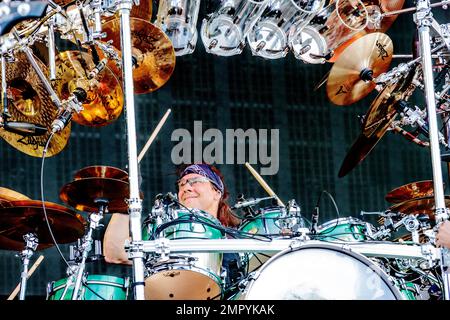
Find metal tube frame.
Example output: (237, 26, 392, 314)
(115, 0, 146, 300)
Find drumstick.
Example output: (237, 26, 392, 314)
(7, 255, 44, 300)
(244, 162, 285, 207)
(137, 108, 172, 164)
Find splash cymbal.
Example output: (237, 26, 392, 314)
(0, 200, 85, 250)
(60, 177, 141, 213)
(0, 52, 71, 157)
(53, 49, 124, 127)
(338, 66, 417, 177)
(73, 165, 128, 181)
(326, 32, 393, 106)
(388, 196, 450, 219)
(102, 17, 176, 94)
(385, 180, 436, 204)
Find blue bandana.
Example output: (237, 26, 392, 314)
(180, 164, 224, 194)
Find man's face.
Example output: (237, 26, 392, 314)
(177, 173, 221, 218)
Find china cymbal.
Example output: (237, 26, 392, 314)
(102, 17, 176, 94)
(60, 177, 141, 213)
(388, 196, 450, 219)
(0, 52, 71, 157)
(338, 66, 417, 177)
(0, 200, 85, 251)
(385, 180, 435, 204)
(53, 49, 124, 127)
(326, 32, 393, 106)
(73, 165, 128, 181)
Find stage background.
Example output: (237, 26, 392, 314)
(0, 0, 449, 298)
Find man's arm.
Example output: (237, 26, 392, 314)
(103, 213, 132, 265)
(437, 220, 450, 248)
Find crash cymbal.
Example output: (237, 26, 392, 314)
(388, 196, 450, 219)
(73, 165, 128, 181)
(53, 49, 124, 127)
(0, 200, 85, 250)
(338, 66, 417, 177)
(102, 17, 176, 94)
(60, 177, 141, 213)
(0, 187, 31, 202)
(385, 180, 436, 204)
(0, 52, 71, 157)
(326, 32, 393, 106)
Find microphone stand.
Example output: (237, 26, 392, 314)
(414, 0, 450, 300)
(18, 233, 39, 300)
(1, 52, 10, 119)
(115, 0, 146, 300)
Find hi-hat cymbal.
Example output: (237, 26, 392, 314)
(73, 165, 128, 181)
(0, 52, 71, 157)
(60, 177, 141, 213)
(0, 200, 85, 251)
(385, 180, 436, 204)
(326, 32, 393, 106)
(338, 66, 417, 177)
(53, 49, 124, 127)
(102, 17, 176, 94)
(388, 196, 450, 219)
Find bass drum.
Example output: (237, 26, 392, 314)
(239, 243, 403, 300)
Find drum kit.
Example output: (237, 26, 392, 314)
(0, 0, 449, 301)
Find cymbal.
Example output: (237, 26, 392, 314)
(326, 32, 393, 106)
(338, 66, 417, 177)
(102, 18, 176, 94)
(0, 200, 85, 251)
(0, 52, 71, 157)
(73, 165, 128, 181)
(385, 180, 435, 204)
(53, 49, 124, 127)
(60, 177, 139, 213)
(0, 187, 31, 202)
(388, 196, 450, 219)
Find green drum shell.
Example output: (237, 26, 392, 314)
(47, 274, 128, 300)
(317, 217, 371, 242)
(238, 209, 285, 236)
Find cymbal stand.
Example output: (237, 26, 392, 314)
(414, 0, 450, 300)
(18, 233, 38, 300)
(70, 198, 108, 300)
(114, 0, 146, 300)
(0, 52, 9, 119)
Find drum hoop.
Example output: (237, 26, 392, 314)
(317, 217, 369, 231)
(172, 208, 223, 226)
(244, 242, 404, 300)
(50, 278, 127, 293)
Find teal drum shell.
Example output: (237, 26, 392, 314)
(47, 275, 129, 300)
(238, 207, 286, 237)
(143, 209, 225, 300)
(317, 217, 374, 242)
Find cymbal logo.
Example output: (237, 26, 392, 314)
(376, 41, 389, 60)
(171, 121, 279, 175)
(17, 135, 47, 150)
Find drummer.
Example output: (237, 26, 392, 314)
(436, 221, 450, 248)
(103, 163, 243, 296)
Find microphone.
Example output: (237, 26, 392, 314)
(310, 206, 319, 235)
(231, 196, 275, 209)
(1, 121, 47, 136)
(51, 88, 87, 133)
(88, 58, 107, 80)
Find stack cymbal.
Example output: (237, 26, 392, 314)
(0, 200, 85, 251)
(53, 48, 124, 127)
(73, 165, 128, 181)
(327, 32, 393, 106)
(338, 65, 418, 177)
(102, 18, 176, 94)
(0, 52, 71, 157)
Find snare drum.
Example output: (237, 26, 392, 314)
(239, 243, 403, 300)
(143, 209, 225, 300)
(317, 217, 375, 242)
(47, 275, 129, 300)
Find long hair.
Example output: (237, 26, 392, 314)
(175, 164, 240, 227)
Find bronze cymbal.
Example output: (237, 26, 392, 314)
(338, 66, 417, 177)
(73, 165, 128, 181)
(60, 177, 141, 213)
(388, 196, 450, 219)
(102, 17, 176, 94)
(0, 52, 71, 157)
(0, 200, 85, 250)
(0, 187, 31, 202)
(53, 49, 124, 127)
(385, 180, 436, 204)
(326, 32, 393, 106)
